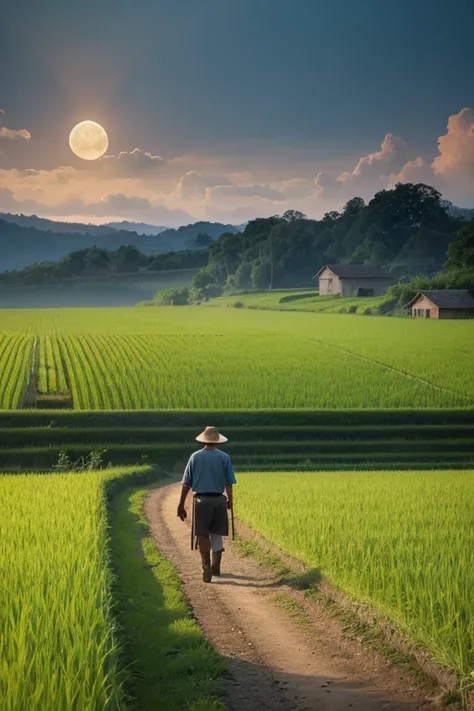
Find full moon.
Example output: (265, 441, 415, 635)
(69, 120, 108, 160)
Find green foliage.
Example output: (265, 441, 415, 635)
(278, 291, 316, 304)
(445, 219, 474, 270)
(189, 182, 460, 295)
(386, 269, 474, 308)
(153, 286, 190, 305)
(52, 448, 106, 472)
(0, 246, 209, 287)
(236, 470, 474, 676)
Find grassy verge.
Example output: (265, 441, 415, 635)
(108, 485, 226, 711)
(204, 290, 386, 314)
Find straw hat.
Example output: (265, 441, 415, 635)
(195, 426, 228, 444)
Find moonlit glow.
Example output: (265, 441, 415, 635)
(69, 120, 108, 160)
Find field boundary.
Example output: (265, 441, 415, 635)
(307, 338, 474, 405)
(233, 517, 474, 708)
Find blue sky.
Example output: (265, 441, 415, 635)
(1, 0, 473, 225)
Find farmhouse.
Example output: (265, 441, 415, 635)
(315, 264, 393, 297)
(407, 290, 474, 319)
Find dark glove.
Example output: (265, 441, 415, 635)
(177, 504, 187, 521)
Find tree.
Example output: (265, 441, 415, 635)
(445, 220, 474, 270)
(251, 259, 271, 289)
(281, 209, 306, 223)
(195, 232, 214, 248)
(322, 211, 341, 223)
(84, 247, 112, 276)
(342, 197, 365, 216)
(115, 245, 141, 273)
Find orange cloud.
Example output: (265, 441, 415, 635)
(0, 127, 32, 141)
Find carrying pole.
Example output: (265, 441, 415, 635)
(190, 497, 195, 551)
(231, 501, 235, 541)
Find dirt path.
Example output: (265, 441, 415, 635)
(145, 484, 438, 711)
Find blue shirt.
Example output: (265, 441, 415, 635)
(182, 448, 237, 494)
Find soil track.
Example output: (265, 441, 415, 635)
(145, 483, 439, 711)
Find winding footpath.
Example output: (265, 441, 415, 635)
(145, 483, 438, 711)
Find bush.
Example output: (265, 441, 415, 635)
(348, 305, 358, 314)
(153, 287, 189, 306)
(376, 298, 398, 315)
(279, 292, 316, 304)
(363, 308, 373, 315)
(232, 301, 244, 308)
(339, 307, 347, 313)
(53, 449, 106, 472)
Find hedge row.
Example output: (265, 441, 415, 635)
(2, 424, 474, 447)
(1, 444, 472, 471)
(2, 436, 473, 454)
(2, 408, 474, 429)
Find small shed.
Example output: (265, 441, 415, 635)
(406, 290, 474, 319)
(314, 264, 393, 297)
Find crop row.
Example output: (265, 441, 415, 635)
(0, 334, 32, 409)
(53, 333, 474, 409)
(1, 326, 473, 409)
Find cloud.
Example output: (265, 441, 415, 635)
(98, 148, 165, 173)
(432, 108, 474, 183)
(311, 110, 474, 211)
(0, 186, 16, 210)
(389, 156, 433, 185)
(343, 134, 409, 184)
(390, 108, 474, 202)
(315, 133, 411, 203)
(3, 108, 474, 227)
(0, 127, 32, 141)
(176, 171, 232, 200)
(206, 183, 285, 203)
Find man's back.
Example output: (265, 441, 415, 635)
(183, 448, 235, 494)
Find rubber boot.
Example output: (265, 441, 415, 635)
(201, 551, 212, 583)
(211, 550, 223, 576)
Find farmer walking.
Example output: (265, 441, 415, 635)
(177, 426, 236, 583)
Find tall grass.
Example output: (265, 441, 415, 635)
(0, 467, 151, 711)
(236, 470, 474, 677)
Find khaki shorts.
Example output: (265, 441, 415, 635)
(193, 494, 228, 537)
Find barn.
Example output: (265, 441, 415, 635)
(315, 264, 393, 297)
(406, 290, 474, 319)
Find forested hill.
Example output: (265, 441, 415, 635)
(0, 245, 209, 286)
(192, 184, 468, 295)
(0, 218, 238, 270)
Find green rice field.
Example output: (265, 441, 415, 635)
(1, 307, 474, 409)
(237, 470, 474, 678)
(0, 467, 139, 711)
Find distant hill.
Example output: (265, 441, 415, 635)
(0, 212, 117, 236)
(104, 221, 167, 235)
(0, 217, 239, 271)
(447, 205, 474, 220)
